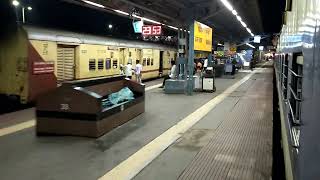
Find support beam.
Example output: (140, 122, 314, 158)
(200, 8, 226, 21)
(187, 22, 195, 95)
(117, 0, 175, 21)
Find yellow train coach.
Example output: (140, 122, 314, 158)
(0, 26, 177, 103)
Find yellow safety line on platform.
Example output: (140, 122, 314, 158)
(98, 67, 267, 180)
(145, 83, 162, 91)
(0, 120, 35, 137)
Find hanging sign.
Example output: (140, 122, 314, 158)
(254, 35, 261, 43)
(133, 20, 143, 33)
(193, 21, 212, 52)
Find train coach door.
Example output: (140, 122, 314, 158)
(159, 51, 164, 75)
(119, 48, 125, 65)
(137, 49, 142, 62)
(57, 45, 75, 81)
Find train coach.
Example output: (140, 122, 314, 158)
(0, 26, 176, 104)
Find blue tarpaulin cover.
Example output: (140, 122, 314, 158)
(108, 87, 135, 105)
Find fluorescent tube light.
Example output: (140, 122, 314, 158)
(82, 0, 105, 8)
(220, 0, 233, 11)
(241, 21, 247, 28)
(232, 10, 237, 15)
(236, 15, 242, 21)
(246, 43, 255, 48)
(113, 9, 129, 16)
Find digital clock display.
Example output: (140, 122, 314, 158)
(142, 25, 162, 36)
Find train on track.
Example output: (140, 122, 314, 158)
(0, 26, 176, 103)
(275, 0, 320, 179)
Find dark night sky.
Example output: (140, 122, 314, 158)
(1, 0, 286, 43)
(258, 0, 286, 33)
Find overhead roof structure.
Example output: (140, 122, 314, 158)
(63, 0, 264, 43)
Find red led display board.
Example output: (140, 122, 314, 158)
(142, 25, 162, 36)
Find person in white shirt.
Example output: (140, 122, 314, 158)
(124, 62, 133, 79)
(161, 60, 176, 88)
(135, 60, 143, 83)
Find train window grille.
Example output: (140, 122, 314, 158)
(89, 59, 96, 71)
(279, 55, 283, 85)
(98, 59, 104, 70)
(112, 59, 118, 69)
(147, 58, 150, 66)
(288, 55, 303, 148)
(105, 59, 111, 69)
(143, 58, 146, 66)
(282, 55, 289, 100)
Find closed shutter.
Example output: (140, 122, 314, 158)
(57, 47, 75, 81)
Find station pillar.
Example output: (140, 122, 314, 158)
(186, 22, 195, 95)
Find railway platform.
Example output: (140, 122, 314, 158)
(0, 61, 273, 180)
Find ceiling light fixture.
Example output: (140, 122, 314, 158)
(220, 0, 233, 11)
(12, 0, 19, 6)
(220, 0, 253, 37)
(168, 25, 179, 30)
(236, 15, 242, 21)
(240, 21, 247, 28)
(232, 10, 237, 15)
(82, 0, 105, 8)
(113, 9, 129, 16)
(246, 43, 255, 48)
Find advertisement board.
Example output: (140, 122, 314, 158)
(194, 21, 212, 52)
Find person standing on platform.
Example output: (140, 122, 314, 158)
(250, 60, 254, 71)
(160, 60, 176, 88)
(119, 64, 124, 75)
(135, 60, 143, 83)
(125, 62, 133, 79)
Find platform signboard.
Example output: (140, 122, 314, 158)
(193, 21, 212, 52)
(133, 20, 143, 33)
(33, 61, 54, 74)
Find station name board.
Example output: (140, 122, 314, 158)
(194, 21, 212, 52)
(142, 25, 162, 36)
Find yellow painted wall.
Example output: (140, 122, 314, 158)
(0, 28, 28, 102)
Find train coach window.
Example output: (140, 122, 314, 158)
(110, 52, 114, 58)
(147, 58, 150, 66)
(143, 58, 146, 66)
(89, 59, 96, 71)
(112, 59, 118, 69)
(129, 52, 132, 57)
(106, 59, 111, 69)
(98, 59, 104, 70)
(151, 58, 154, 66)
